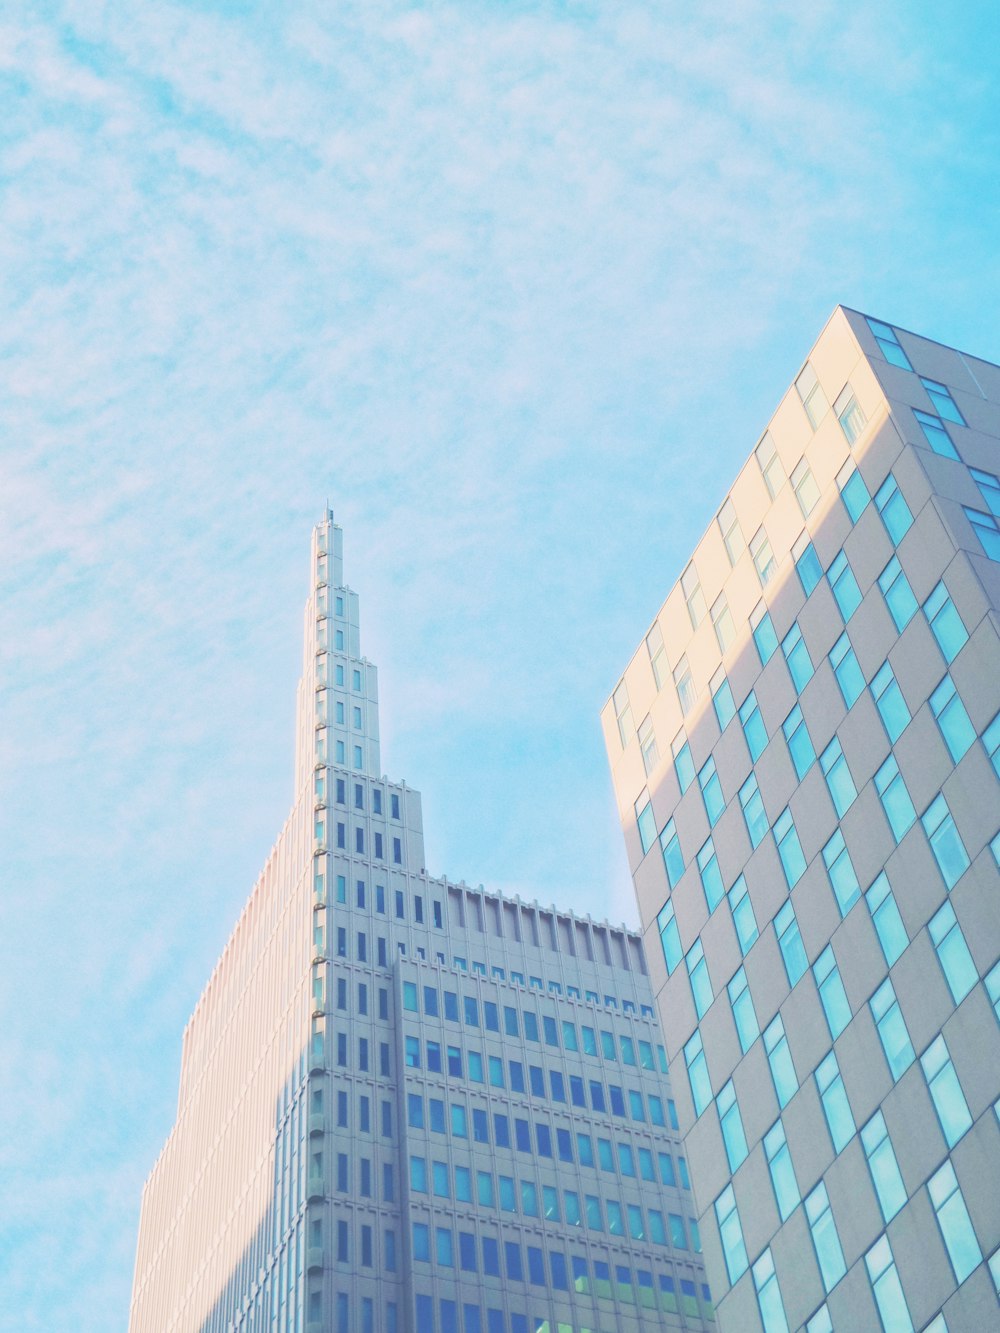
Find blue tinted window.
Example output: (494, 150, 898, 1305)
(739, 691, 768, 761)
(830, 633, 865, 707)
(875, 474, 913, 545)
(878, 555, 917, 631)
(839, 465, 870, 522)
(924, 582, 968, 663)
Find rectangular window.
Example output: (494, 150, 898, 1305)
(729, 875, 758, 955)
(867, 318, 912, 369)
(756, 432, 784, 498)
(673, 733, 695, 793)
(929, 901, 977, 1003)
(838, 461, 870, 522)
(635, 794, 656, 855)
(875, 474, 913, 545)
(775, 900, 807, 985)
(698, 756, 725, 826)
(646, 622, 667, 690)
(638, 715, 659, 775)
(717, 1080, 748, 1171)
(835, 384, 867, 444)
(921, 793, 970, 888)
(783, 703, 815, 778)
(712, 594, 736, 653)
(686, 938, 713, 1018)
(774, 808, 806, 889)
(871, 979, 914, 1081)
(764, 1119, 799, 1221)
(674, 655, 695, 716)
(795, 537, 823, 596)
(971, 465, 1000, 514)
(751, 527, 777, 586)
(659, 818, 684, 889)
(915, 407, 958, 458)
(728, 967, 759, 1052)
(657, 899, 682, 974)
(764, 1015, 798, 1108)
(964, 505, 1000, 560)
(929, 675, 975, 762)
(830, 632, 864, 707)
(875, 756, 916, 842)
(929, 1161, 981, 1283)
(796, 361, 828, 427)
(866, 872, 908, 966)
(613, 681, 634, 747)
(718, 498, 745, 565)
(682, 563, 707, 628)
(816, 1051, 855, 1152)
(740, 691, 768, 761)
(878, 555, 917, 631)
(924, 581, 969, 664)
(828, 550, 862, 620)
(814, 945, 851, 1039)
(871, 661, 911, 742)
(805, 1181, 846, 1292)
(865, 1235, 913, 1333)
(822, 830, 860, 916)
(861, 1111, 907, 1223)
(739, 773, 769, 848)
(920, 376, 965, 425)
(793, 459, 821, 517)
(715, 1185, 748, 1283)
(921, 1035, 972, 1147)
(697, 836, 725, 912)
(753, 1248, 789, 1333)
(711, 670, 737, 733)
(820, 737, 856, 817)
(782, 622, 814, 692)
(684, 1030, 712, 1117)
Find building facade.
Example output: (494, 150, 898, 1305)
(129, 515, 715, 1333)
(603, 309, 1000, 1333)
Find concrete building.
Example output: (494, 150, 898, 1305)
(603, 309, 1000, 1333)
(129, 514, 716, 1333)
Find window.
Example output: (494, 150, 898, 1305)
(635, 794, 656, 855)
(715, 1185, 748, 1282)
(764, 1119, 799, 1221)
(984, 711, 1000, 778)
(657, 899, 682, 974)
(682, 563, 707, 628)
(835, 384, 866, 444)
(875, 474, 913, 545)
(645, 621, 667, 690)
(764, 1015, 798, 1108)
(929, 678, 976, 765)
(739, 773, 769, 848)
(729, 875, 758, 955)
(922, 793, 969, 889)
(820, 737, 856, 817)
(674, 655, 695, 716)
(865, 1235, 913, 1333)
(866, 872, 908, 966)
(814, 945, 851, 1039)
(924, 581, 969, 663)
(793, 460, 821, 517)
(613, 681, 634, 747)
(775, 900, 807, 985)
(673, 733, 695, 793)
(933, 901, 981, 1002)
(718, 1080, 748, 1171)
(752, 1248, 789, 1333)
(830, 632, 865, 707)
(686, 939, 713, 1019)
(828, 550, 862, 620)
(796, 362, 828, 429)
(684, 1030, 711, 1117)
(712, 670, 736, 729)
(867, 318, 912, 370)
(718, 498, 745, 564)
(806, 1182, 846, 1292)
(774, 808, 806, 889)
(659, 818, 684, 889)
(751, 527, 777, 586)
(712, 594, 736, 653)
(816, 1051, 855, 1152)
(929, 1161, 981, 1282)
(861, 1111, 906, 1223)
(751, 602, 779, 664)
(822, 830, 861, 916)
(871, 979, 914, 1081)
(795, 536, 823, 596)
(756, 432, 784, 498)
(875, 757, 916, 842)
(782, 622, 813, 692)
(914, 408, 958, 458)
(783, 703, 815, 779)
(920, 376, 965, 425)
(728, 967, 759, 1052)
(838, 461, 870, 522)
(638, 715, 659, 775)
(971, 465, 1000, 514)
(921, 1035, 972, 1147)
(698, 756, 725, 827)
(697, 837, 725, 911)
(878, 556, 917, 631)
(740, 691, 768, 761)
(964, 505, 1000, 560)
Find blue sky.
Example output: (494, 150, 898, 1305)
(1, 1, 998, 1326)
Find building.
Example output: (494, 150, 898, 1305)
(602, 309, 1000, 1333)
(128, 513, 716, 1333)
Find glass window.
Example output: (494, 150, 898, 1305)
(814, 945, 851, 1039)
(752, 527, 778, 586)
(830, 632, 865, 708)
(793, 459, 821, 516)
(740, 773, 769, 848)
(867, 318, 912, 370)
(971, 465, 1000, 514)
(657, 898, 682, 974)
(699, 756, 725, 827)
(875, 756, 916, 842)
(674, 655, 695, 716)
(713, 594, 736, 653)
(835, 384, 867, 444)
(866, 872, 908, 966)
(984, 711, 1000, 778)
(775, 900, 807, 985)
(659, 818, 684, 889)
(929, 900, 977, 1004)
(822, 830, 861, 916)
(764, 1118, 799, 1220)
(764, 1015, 798, 1108)
(964, 505, 1000, 560)
(920, 376, 965, 425)
(816, 1051, 855, 1152)
(871, 661, 911, 742)
(796, 362, 828, 429)
(717, 1080, 748, 1171)
(921, 1035, 972, 1147)
(686, 938, 713, 1019)
(921, 793, 969, 889)
(929, 1161, 982, 1283)
(828, 550, 862, 620)
(697, 836, 725, 912)
(756, 432, 784, 498)
(796, 538, 823, 596)
(805, 1181, 846, 1292)
(820, 736, 857, 818)
(924, 582, 968, 663)
(646, 621, 667, 690)
(914, 407, 958, 458)
(635, 795, 656, 855)
(861, 1111, 906, 1223)
(712, 670, 736, 730)
(878, 556, 917, 631)
(865, 1235, 913, 1333)
(729, 967, 759, 1053)
(838, 461, 870, 522)
(637, 715, 659, 776)
(740, 691, 768, 761)
(751, 602, 779, 664)
(718, 498, 745, 565)
(774, 808, 807, 889)
(753, 1247, 790, 1333)
(782, 622, 814, 692)
(684, 1030, 712, 1117)
(613, 681, 634, 747)
(715, 1185, 748, 1283)
(783, 703, 815, 779)
(729, 875, 758, 955)
(875, 475, 913, 546)
(682, 563, 707, 628)
(871, 979, 914, 1081)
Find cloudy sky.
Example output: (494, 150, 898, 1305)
(1, 0, 998, 1326)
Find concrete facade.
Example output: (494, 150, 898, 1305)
(129, 516, 715, 1333)
(603, 310, 1000, 1333)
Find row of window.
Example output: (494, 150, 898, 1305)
(315, 820, 403, 862)
(313, 774, 403, 820)
(313, 654, 364, 695)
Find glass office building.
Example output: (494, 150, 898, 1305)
(129, 515, 715, 1333)
(604, 310, 1000, 1333)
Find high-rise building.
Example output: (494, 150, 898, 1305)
(603, 309, 1000, 1333)
(129, 514, 716, 1333)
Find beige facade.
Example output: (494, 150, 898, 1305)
(604, 310, 1000, 1332)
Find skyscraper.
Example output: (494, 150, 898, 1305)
(603, 309, 1000, 1333)
(129, 514, 715, 1333)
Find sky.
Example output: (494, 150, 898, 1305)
(1, 0, 998, 1327)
